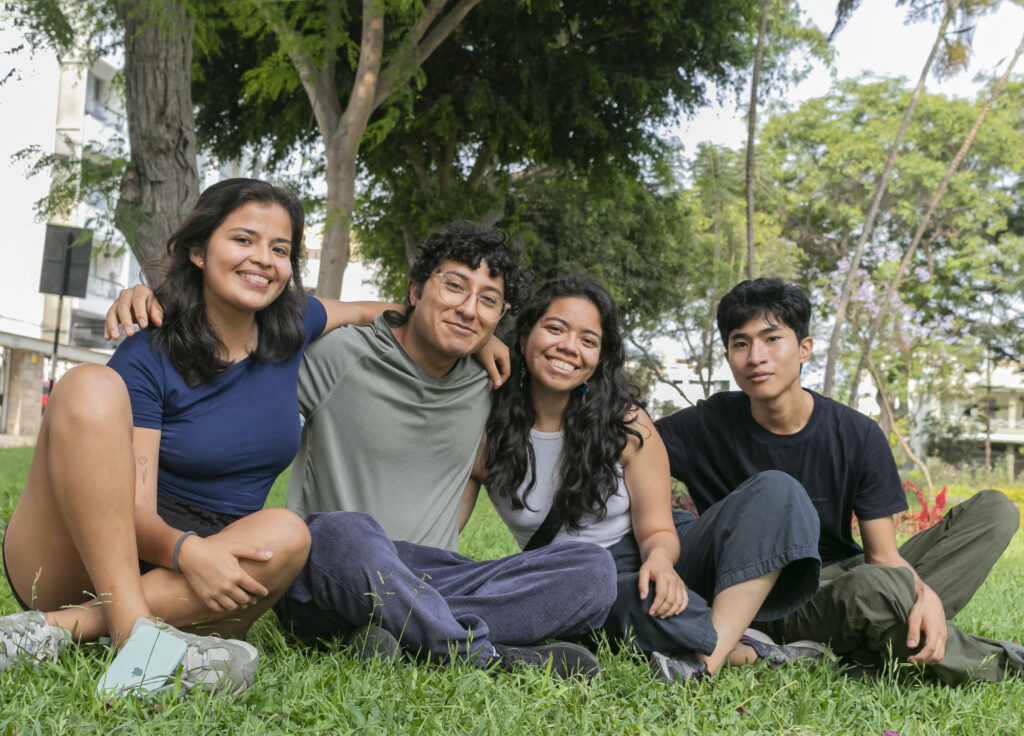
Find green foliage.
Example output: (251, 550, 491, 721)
(758, 75, 1024, 406)
(630, 142, 804, 399)
(749, 0, 834, 103)
(2, 0, 118, 69)
(11, 139, 130, 253)
(923, 413, 984, 467)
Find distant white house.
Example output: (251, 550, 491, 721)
(917, 362, 1024, 479)
(0, 35, 134, 436)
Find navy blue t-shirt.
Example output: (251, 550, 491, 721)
(655, 390, 908, 566)
(107, 295, 327, 515)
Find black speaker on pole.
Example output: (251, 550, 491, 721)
(39, 224, 92, 298)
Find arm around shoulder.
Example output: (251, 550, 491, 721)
(316, 298, 403, 337)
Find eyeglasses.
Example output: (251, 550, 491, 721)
(432, 272, 510, 322)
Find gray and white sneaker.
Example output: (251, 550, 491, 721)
(166, 625, 259, 694)
(0, 611, 71, 671)
(649, 650, 709, 684)
(111, 619, 258, 696)
(740, 628, 831, 666)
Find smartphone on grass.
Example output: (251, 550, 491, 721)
(96, 624, 188, 701)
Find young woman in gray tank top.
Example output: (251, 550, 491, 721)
(461, 274, 827, 682)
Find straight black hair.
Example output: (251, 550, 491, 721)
(716, 278, 811, 348)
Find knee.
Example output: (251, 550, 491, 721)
(548, 542, 617, 613)
(306, 511, 392, 570)
(740, 471, 818, 531)
(838, 564, 916, 621)
(308, 510, 383, 537)
(261, 508, 311, 568)
(744, 471, 807, 506)
(46, 365, 130, 428)
(961, 489, 1020, 540)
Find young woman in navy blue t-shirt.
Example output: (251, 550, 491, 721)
(0, 179, 393, 693)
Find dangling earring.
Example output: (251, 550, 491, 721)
(579, 382, 588, 405)
(519, 364, 527, 388)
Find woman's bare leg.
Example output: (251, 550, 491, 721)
(4, 365, 151, 645)
(135, 507, 310, 640)
(5, 365, 310, 646)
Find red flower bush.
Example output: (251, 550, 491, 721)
(895, 480, 948, 534)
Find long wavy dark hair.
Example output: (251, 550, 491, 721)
(485, 273, 642, 531)
(151, 178, 307, 385)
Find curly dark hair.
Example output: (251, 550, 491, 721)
(716, 278, 811, 348)
(151, 178, 307, 386)
(400, 221, 531, 324)
(485, 273, 643, 532)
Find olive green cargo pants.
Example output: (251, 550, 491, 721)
(764, 490, 1021, 685)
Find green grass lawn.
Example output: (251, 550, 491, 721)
(2, 446, 1022, 734)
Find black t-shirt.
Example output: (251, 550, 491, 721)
(655, 390, 908, 566)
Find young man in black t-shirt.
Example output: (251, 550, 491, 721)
(656, 278, 1023, 685)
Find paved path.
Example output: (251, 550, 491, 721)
(0, 433, 36, 448)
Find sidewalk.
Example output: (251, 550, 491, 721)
(0, 433, 36, 449)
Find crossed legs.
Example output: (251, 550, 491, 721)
(2, 364, 308, 646)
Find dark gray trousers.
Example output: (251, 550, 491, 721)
(602, 471, 821, 655)
(274, 511, 617, 661)
(764, 490, 1022, 684)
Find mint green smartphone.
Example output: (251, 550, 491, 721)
(96, 624, 188, 700)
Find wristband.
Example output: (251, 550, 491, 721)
(172, 531, 198, 574)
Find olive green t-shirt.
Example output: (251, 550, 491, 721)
(286, 312, 492, 551)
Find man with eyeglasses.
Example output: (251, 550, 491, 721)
(273, 221, 614, 677)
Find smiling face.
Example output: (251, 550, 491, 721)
(522, 296, 603, 397)
(190, 200, 294, 319)
(725, 314, 812, 406)
(400, 258, 506, 375)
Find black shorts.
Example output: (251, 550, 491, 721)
(1, 493, 244, 609)
(2, 533, 31, 611)
(138, 493, 244, 574)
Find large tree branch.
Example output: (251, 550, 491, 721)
(467, 141, 497, 191)
(868, 355, 933, 498)
(628, 337, 694, 407)
(401, 140, 433, 199)
(412, 0, 448, 42)
(262, 3, 342, 134)
(333, 0, 385, 147)
(373, 0, 483, 109)
(510, 165, 559, 184)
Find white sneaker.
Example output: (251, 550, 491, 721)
(99, 619, 259, 698)
(171, 625, 259, 694)
(0, 611, 71, 671)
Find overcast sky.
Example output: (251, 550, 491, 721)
(676, 0, 1024, 150)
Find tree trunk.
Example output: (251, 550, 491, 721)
(314, 2, 384, 298)
(821, 0, 960, 396)
(745, 0, 770, 280)
(868, 356, 933, 498)
(279, 0, 484, 298)
(114, 0, 199, 283)
(846, 31, 1024, 402)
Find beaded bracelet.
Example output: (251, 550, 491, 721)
(172, 531, 198, 574)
